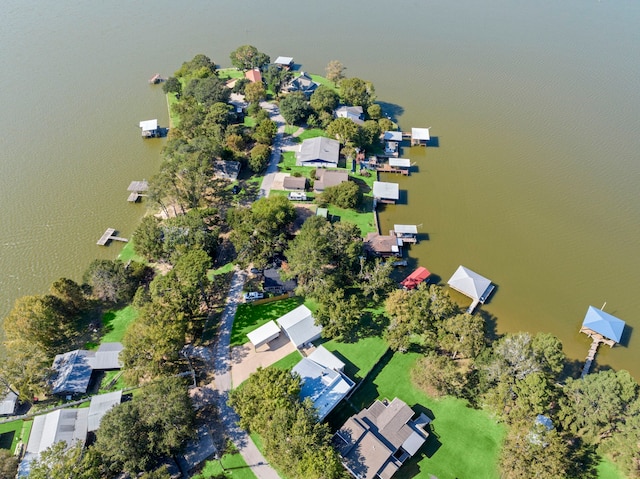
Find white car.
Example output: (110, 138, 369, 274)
(288, 192, 307, 201)
(244, 292, 264, 301)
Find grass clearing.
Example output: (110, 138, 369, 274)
(167, 92, 180, 128)
(328, 202, 376, 236)
(319, 336, 388, 381)
(117, 238, 146, 264)
(297, 128, 328, 141)
(193, 450, 256, 479)
(100, 305, 138, 344)
(0, 420, 24, 452)
(231, 297, 304, 347)
(597, 460, 627, 479)
(209, 262, 235, 279)
(328, 351, 505, 479)
(270, 350, 303, 370)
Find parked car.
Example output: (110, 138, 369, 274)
(243, 292, 264, 301)
(288, 192, 307, 201)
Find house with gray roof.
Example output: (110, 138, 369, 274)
(334, 397, 430, 479)
(263, 267, 297, 294)
(283, 175, 307, 191)
(213, 160, 241, 181)
(284, 72, 319, 97)
(297, 137, 340, 168)
(0, 390, 18, 416)
(88, 342, 123, 370)
(335, 105, 364, 126)
(314, 169, 349, 192)
(291, 346, 354, 421)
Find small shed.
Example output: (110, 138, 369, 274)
(139, 119, 160, 138)
(400, 267, 431, 290)
(373, 181, 400, 204)
(447, 265, 495, 313)
(247, 321, 282, 350)
(283, 176, 307, 191)
(316, 207, 329, 218)
(580, 306, 626, 345)
(411, 127, 431, 146)
(276, 305, 322, 348)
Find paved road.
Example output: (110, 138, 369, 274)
(258, 102, 287, 198)
(211, 269, 281, 479)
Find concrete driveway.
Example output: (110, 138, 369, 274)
(230, 335, 299, 387)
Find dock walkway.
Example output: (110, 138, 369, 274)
(97, 228, 128, 246)
(579, 327, 616, 378)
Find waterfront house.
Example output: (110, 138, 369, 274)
(297, 137, 340, 168)
(364, 231, 402, 258)
(334, 397, 430, 479)
(314, 169, 349, 192)
(334, 105, 365, 126)
(284, 72, 319, 97)
(291, 346, 355, 421)
(382, 131, 403, 157)
(373, 181, 400, 204)
(447, 265, 495, 313)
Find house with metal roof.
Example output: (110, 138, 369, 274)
(0, 390, 18, 416)
(274, 56, 294, 69)
(447, 265, 495, 313)
(580, 306, 626, 345)
(139, 119, 160, 138)
(247, 320, 282, 350)
(335, 105, 364, 126)
(292, 346, 354, 421)
(51, 350, 94, 395)
(276, 305, 322, 348)
(88, 390, 122, 432)
(373, 181, 400, 204)
(334, 397, 430, 479)
(88, 342, 123, 370)
(297, 137, 340, 168)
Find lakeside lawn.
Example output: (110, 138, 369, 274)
(100, 305, 138, 344)
(193, 450, 256, 479)
(270, 350, 303, 371)
(117, 238, 145, 264)
(230, 297, 304, 347)
(319, 336, 388, 382)
(327, 351, 505, 479)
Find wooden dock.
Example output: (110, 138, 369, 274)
(376, 165, 409, 175)
(97, 229, 128, 246)
(579, 327, 616, 378)
(127, 180, 149, 202)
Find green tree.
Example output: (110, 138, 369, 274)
(263, 64, 291, 94)
(279, 91, 310, 125)
(29, 442, 86, 479)
(244, 81, 266, 104)
(253, 118, 277, 145)
(438, 313, 485, 359)
(229, 45, 270, 71)
(3, 294, 79, 355)
(325, 60, 346, 86)
(162, 76, 182, 96)
(367, 104, 382, 120)
(411, 351, 466, 398)
(318, 180, 362, 209)
(326, 117, 360, 145)
(0, 448, 18, 479)
(314, 288, 363, 341)
(83, 259, 137, 304)
(0, 338, 51, 400)
(49, 277, 87, 316)
(95, 377, 195, 474)
(310, 85, 339, 113)
(132, 215, 164, 261)
(340, 77, 376, 108)
(175, 54, 217, 79)
(598, 396, 640, 478)
(360, 258, 396, 303)
(249, 143, 271, 172)
(227, 195, 296, 268)
(183, 76, 231, 108)
(358, 119, 382, 149)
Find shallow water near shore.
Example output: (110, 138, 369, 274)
(1, 0, 639, 377)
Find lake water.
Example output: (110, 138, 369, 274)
(1, 0, 639, 377)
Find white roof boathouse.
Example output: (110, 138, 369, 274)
(447, 265, 495, 313)
(139, 119, 160, 138)
(411, 127, 431, 146)
(373, 181, 400, 205)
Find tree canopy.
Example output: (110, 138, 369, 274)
(229, 45, 270, 71)
(279, 91, 310, 125)
(340, 77, 376, 108)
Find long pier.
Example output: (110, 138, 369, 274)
(579, 327, 616, 378)
(97, 228, 128, 246)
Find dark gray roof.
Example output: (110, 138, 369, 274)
(297, 137, 340, 167)
(314, 169, 348, 191)
(51, 350, 94, 395)
(213, 160, 241, 180)
(263, 268, 297, 292)
(283, 176, 307, 190)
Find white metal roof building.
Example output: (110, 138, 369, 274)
(447, 265, 495, 313)
(276, 305, 322, 348)
(88, 342, 123, 370)
(307, 345, 345, 372)
(88, 390, 122, 432)
(292, 347, 354, 420)
(246, 320, 281, 349)
(383, 131, 403, 142)
(139, 119, 158, 132)
(393, 224, 418, 235)
(373, 181, 400, 202)
(411, 127, 430, 142)
(274, 56, 294, 67)
(388, 158, 411, 168)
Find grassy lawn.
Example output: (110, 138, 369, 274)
(167, 92, 180, 129)
(327, 202, 376, 236)
(270, 350, 303, 370)
(0, 419, 29, 452)
(231, 297, 305, 347)
(99, 370, 127, 392)
(99, 305, 138, 344)
(284, 125, 298, 135)
(217, 68, 244, 80)
(243, 116, 257, 128)
(328, 351, 504, 479)
(319, 336, 388, 382)
(309, 74, 339, 92)
(297, 128, 328, 141)
(193, 450, 257, 479)
(597, 460, 627, 479)
(209, 262, 236, 279)
(117, 238, 146, 264)
(279, 151, 314, 177)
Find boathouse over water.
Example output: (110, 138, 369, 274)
(579, 306, 626, 378)
(447, 265, 494, 313)
(139, 119, 160, 138)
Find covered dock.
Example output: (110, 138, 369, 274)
(127, 180, 149, 202)
(410, 127, 431, 146)
(579, 306, 626, 378)
(377, 158, 411, 175)
(393, 224, 418, 244)
(139, 119, 160, 138)
(373, 181, 400, 204)
(447, 265, 494, 313)
(401, 267, 431, 290)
